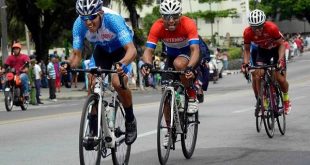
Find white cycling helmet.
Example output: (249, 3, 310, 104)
(76, 0, 103, 16)
(248, 9, 266, 26)
(160, 0, 182, 15)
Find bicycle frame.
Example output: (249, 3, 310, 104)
(163, 83, 183, 135)
(82, 74, 116, 148)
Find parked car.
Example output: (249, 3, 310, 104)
(208, 54, 224, 83)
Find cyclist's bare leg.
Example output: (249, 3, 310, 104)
(255, 69, 265, 97)
(173, 56, 191, 87)
(251, 70, 260, 98)
(111, 73, 132, 108)
(275, 71, 289, 93)
(111, 73, 137, 145)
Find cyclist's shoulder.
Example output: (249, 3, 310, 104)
(102, 7, 125, 23)
(264, 21, 280, 31)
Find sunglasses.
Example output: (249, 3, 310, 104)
(251, 25, 264, 31)
(80, 14, 98, 21)
(162, 14, 180, 20)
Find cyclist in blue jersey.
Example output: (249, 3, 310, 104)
(70, 0, 137, 145)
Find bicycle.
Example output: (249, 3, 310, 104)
(150, 69, 200, 165)
(245, 64, 286, 138)
(73, 68, 131, 165)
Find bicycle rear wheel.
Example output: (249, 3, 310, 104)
(275, 85, 286, 135)
(181, 103, 199, 159)
(79, 94, 102, 165)
(157, 90, 173, 165)
(263, 83, 275, 138)
(112, 102, 131, 165)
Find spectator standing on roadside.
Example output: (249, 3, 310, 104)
(40, 60, 48, 88)
(54, 57, 61, 93)
(47, 55, 57, 101)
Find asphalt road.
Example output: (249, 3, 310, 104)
(0, 53, 310, 165)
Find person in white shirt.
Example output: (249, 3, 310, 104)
(33, 58, 43, 104)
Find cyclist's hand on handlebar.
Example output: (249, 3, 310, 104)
(114, 62, 127, 77)
(277, 58, 286, 74)
(184, 66, 195, 79)
(140, 63, 153, 76)
(241, 63, 249, 73)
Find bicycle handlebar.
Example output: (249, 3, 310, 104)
(248, 64, 278, 70)
(150, 69, 185, 75)
(71, 68, 126, 89)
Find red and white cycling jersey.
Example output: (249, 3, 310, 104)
(146, 16, 199, 57)
(243, 21, 283, 49)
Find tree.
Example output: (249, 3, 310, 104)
(6, 0, 76, 62)
(252, 0, 310, 23)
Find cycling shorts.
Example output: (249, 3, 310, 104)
(161, 53, 200, 82)
(88, 46, 132, 74)
(255, 46, 280, 66)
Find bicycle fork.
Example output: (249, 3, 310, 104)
(169, 87, 183, 134)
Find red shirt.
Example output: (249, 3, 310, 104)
(284, 41, 290, 49)
(294, 38, 302, 48)
(243, 21, 283, 49)
(5, 53, 30, 75)
(146, 16, 199, 56)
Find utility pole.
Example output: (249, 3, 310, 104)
(0, 0, 8, 65)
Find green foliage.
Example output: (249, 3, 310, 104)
(35, 0, 56, 10)
(252, 0, 310, 23)
(227, 47, 242, 60)
(143, 6, 161, 34)
(134, 28, 146, 46)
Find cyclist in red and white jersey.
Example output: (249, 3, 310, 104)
(141, 0, 200, 114)
(242, 9, 292, 114)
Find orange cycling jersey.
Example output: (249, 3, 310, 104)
(243, 21, 283, 49)
(146, 16, 199, 57)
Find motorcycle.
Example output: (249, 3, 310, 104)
(3, 68, 29, 111)
(208, 54, 224, 84)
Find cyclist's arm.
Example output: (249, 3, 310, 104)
(142, 47, 154, 65)
(188, 44, 199, 68)
(243, 43, 251, 64)
(70, 50, 82, 68)
(274, 39, 286, 61)
(119, 42, 137, 65)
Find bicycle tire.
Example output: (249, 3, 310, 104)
(275, 85, 286, 135)
(263, 83, 275, 138)
(79, 94, 102, 165)
(112, 102, 131, 165)
(157, 89, 173, 165)
(181, 99, 199, 159)
(4, 91, 13, 112)
(256, 98, 263, 133)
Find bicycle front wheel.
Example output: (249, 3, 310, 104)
(112, 102, 131, 165)
(157, 89, 173, 165)
(181, 110, 199, 159)
(275, 86, 286, 135)
(263, 84, 275, 138)
(79, 94, 101, 165)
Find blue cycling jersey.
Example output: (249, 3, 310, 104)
(72, 7, 134, 53)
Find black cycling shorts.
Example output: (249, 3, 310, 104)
(255, 46, 280, 65)
(161, 53, 201, 82)
(92, 46, 126, 69)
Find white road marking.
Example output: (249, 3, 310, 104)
(138, 130, 157, 138)
(232, 108, 252, 113)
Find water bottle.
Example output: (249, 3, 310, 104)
(106, 103, 115, 129)
(179, 94, 185, 112)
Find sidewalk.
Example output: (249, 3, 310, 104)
(0, 82, 159, 103)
